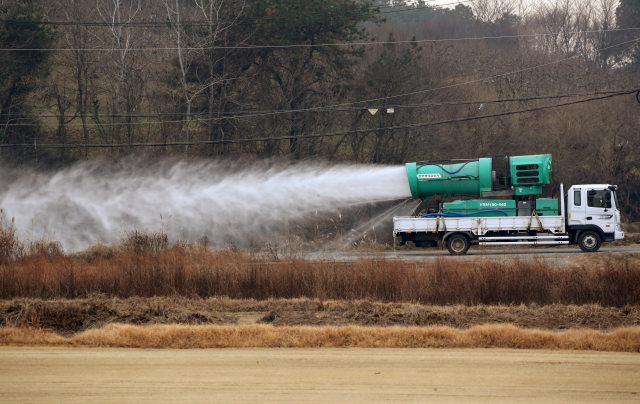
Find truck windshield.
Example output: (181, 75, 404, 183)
(613, 191, 620, 210)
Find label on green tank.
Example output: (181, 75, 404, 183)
(478, 202, 509, 207)
(443, 199, 516, 217)
(417, 174, 442, 179)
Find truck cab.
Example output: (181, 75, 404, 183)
(566, 184, 624, 252)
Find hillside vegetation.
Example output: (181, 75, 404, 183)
(0, 0, 639, 218)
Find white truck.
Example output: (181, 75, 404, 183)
(393, 155, 624, 255)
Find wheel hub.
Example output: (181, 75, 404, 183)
(583, 235, 597, 248)
(451, 239, 465, 252)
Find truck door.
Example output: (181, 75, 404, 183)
(568, 188, 586, 225)
(585, 188, 614, 233)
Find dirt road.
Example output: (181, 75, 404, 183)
(302, 247, 640, 266)
(1, 347, 638, 403)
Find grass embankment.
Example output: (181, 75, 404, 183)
(3, 323, 640, 351)
(2, 297, 639, 334)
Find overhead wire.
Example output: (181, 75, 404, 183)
(1, 27, 639, 52)
(1, 3, 638, 140)
(1, 89, 635, 148)
(0, 89, 630, 123)
(0, 0, 471, 28)
(299, 36, 640, 111)
(1, 37, 637, 127)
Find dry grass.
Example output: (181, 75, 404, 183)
(1, 228, 639, 306)
(622, 223, 640, 233)
(569, 251, 640, 267)
(610, 232, 640, 247)
(0, 215, 63, 263)
(2, 228, 639, 351)
(2, 323, 639, 351)
(0, 216, 23, 263)
(2, 297, 638, 334)
(1, 245, 639, 306)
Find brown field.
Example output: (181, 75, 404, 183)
(2, 347, 639, 404)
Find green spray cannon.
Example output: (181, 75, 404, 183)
(405, 154, 552, 201)
(405, 158, 493, 201)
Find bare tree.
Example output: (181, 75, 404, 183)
(54, 0, 100, 158)
(163, 0, 195, 158)
(524, 0, 622, 69)
(472, 0, 519, 22)
(95, 0, 141, 146)
(192, 0, 246, 153)
(587, 0, 620, 69)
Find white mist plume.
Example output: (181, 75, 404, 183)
(0, 159, 411, 249)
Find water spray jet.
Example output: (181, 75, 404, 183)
(0, 159, 412, 250)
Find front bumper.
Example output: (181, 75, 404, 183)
(615, 230, 625, 240)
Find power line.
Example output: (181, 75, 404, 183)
(302, 37, 640, 111)
(0, 0, 470, 28)
(0, 28, 636, 130)
(3, 37, 637, 128)
(1, 27, 639, 52)
(0, 90, 629, 123)
(1, 89, 634, 148)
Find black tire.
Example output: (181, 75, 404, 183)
(446, 234, 470, 255)
(578, 231, 601, 253)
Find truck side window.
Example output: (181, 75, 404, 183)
(587, 190, 611, 208)
(573, 190, 581, 206)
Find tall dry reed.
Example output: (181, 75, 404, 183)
(1, 243, 639, 306)
(0, 215, 23, 263)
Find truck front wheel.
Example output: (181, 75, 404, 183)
(446, 234, 470, 255)
(578, 231, 601, 253)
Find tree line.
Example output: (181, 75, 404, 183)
(0, 0, 639, 218)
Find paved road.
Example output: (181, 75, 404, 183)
(301, 247, 640, 266)
(395, 247, 640, 256)
(1, 347, 638, 403)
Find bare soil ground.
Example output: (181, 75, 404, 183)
(1, 347, 638, 403)
(3, 297, 640, 335)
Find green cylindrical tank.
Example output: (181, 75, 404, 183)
(406, 158, 493, 201)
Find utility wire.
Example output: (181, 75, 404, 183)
(3, 38, 637, 127)
(0, 0, 469, 28)
(0, 2, 441, 29)
(1, 27, 638, 52)
(1, 89, 634, 149)
(0, 26, 636, 128)
(301, 37, 640, 111)
(0, 90, 629, 123)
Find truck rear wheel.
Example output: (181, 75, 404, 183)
(446, 234, 470, 255)
(578, 231, 601, 253)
